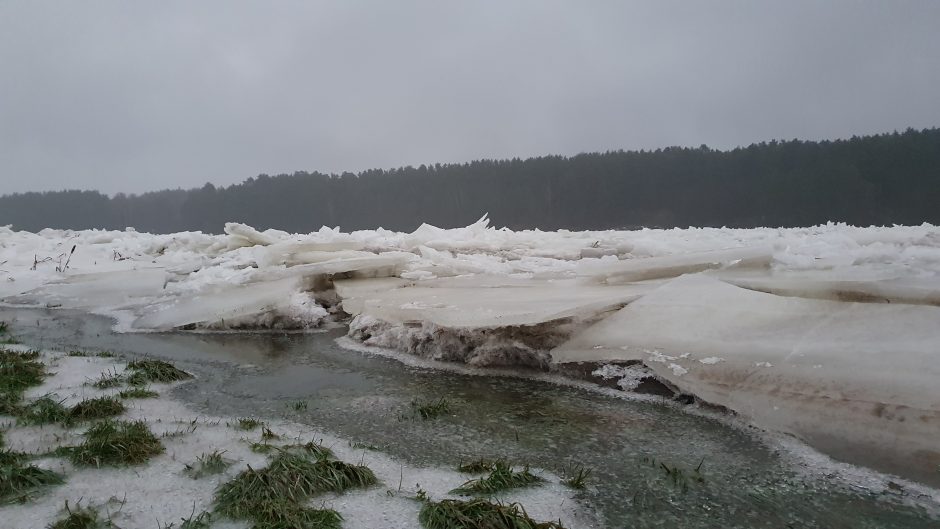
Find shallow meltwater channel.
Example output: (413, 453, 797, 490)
(4, 308, 938, 528)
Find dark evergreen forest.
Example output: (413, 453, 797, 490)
(2, 128, 938, 233)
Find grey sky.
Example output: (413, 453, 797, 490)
(1, 1, 938, 195)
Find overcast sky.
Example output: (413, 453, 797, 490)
(1, 1, 938, 195)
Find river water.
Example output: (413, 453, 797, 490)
(2, 307, 937, 528)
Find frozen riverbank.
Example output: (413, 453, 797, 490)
(2, 219, 939, 487)
(2, 309, 939, 528)
(0, 341, 587, 528)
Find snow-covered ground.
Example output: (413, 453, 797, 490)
(1, 348, 586, 528)
(2, 217, 939, 484)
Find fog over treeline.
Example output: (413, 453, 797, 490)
(2, 128, 938, 233)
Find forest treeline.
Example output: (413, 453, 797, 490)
(1, 127, 938, 233)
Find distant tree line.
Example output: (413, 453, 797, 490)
(1, 128, 938, 233)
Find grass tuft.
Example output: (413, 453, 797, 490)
(17, 394, 127, 426)
(126, 359, 192, 384)
(5, 349, 39, 360)
(48, 501, 117, 529)
(32, 445, 76, 460)
(67, 350, 117, 359)
(458, 458, 498, 474)
(419, 498, 566, 529)
(161, 419, 198, 439)
(560, 465, 591, 490)
(1, 390, 23, 416)
(451, 461, 543, 496)
(178, 508, 213, 529)
(68, 396, 126, 423)
(643, 456, 706, 492)
(17, 394, 70, 426)
(250, 441, 276, 454)
(0, 456, 64, 504)
(0, 449, 27, 467)
(184, 449, 233, 479)
(0, 324, 19, 345)
(214, 450, 375, 525)
(117, 387, 158, 399)
(90, 370, 124, 389)
(236, 417, 262, 430)
(70, 419, 164, 467)
(0, 349, 47, 397)
(261, 426, 279, 440)
(274, 441, 333, 460)
(124, 372, 145, 386)
(408, 397, 452, 420)
(245, 500, 342, 529)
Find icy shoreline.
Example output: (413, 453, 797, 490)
(0, 345, 587, 528)
(2, 218, 939, 486)
(3, 309, 940, 528)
